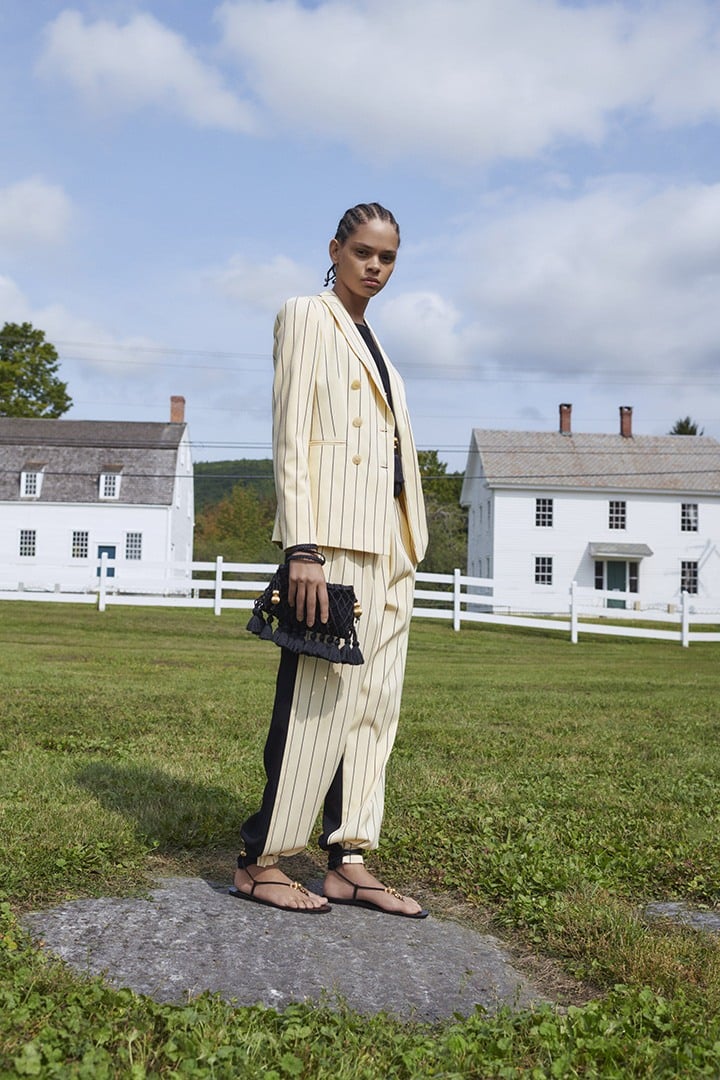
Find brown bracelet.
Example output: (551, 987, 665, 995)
(286, 551, 326, 566)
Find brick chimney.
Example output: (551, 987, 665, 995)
(559, 403, 572, 436)
(619, 405, 633, 438)
(170, 395, 185, 423)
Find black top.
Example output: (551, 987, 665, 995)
(356, 324, 394, 413)
(356, 323, 404, 498)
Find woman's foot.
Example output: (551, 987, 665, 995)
(231, 864, 331, 912)
(323, 864, 428, 918)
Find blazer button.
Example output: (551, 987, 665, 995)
(352, 454, 362, 465)
(351, 379, 361, 390)
(352, 417, 363, 427)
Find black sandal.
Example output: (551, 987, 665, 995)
(229, 867, 332, 913)
(325, 867, 429, 919)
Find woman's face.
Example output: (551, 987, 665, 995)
(330, 219, 399, 305)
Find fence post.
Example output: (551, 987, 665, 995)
(681, 590, 690, 648)
(570, 580, 578, 644)
(453, 568, 461, 631)
(97, 552, 107, 612)
(214, 555, 224, 616)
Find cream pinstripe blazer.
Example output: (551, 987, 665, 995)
(271, 290, 428, 566)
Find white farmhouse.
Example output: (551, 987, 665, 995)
(460, 405, 720, 613)
(0, 397, 193, 593)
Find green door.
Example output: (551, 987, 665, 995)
(606, 561, 626, 609)
(96, 545, 116, 579)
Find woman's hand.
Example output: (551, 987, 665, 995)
(288, 559, 329, 626)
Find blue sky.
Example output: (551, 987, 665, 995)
(3, 0, 720, 469)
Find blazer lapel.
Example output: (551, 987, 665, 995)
(318, 291, 389, 401)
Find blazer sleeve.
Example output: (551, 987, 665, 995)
(271, 296, 321, 549)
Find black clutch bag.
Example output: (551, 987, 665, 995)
(247, 563, 364, 665)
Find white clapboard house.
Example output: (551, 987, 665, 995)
(0, 396, 193, 593)
(460, 405, 720, 613)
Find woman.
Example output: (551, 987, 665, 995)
(230, 203, 428, 916)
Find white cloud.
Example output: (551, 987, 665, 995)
(0, 275, 33, 318)
(0, 177, 72, 250)
(216, 0, 720, 163)
(376, 290, 471, 372)
(449, 177, 720, 379)
(37, 9, 255, 132)
(209, 253, 316, 313)
(0, 273, 164, 380)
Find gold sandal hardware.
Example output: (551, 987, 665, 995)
(384, 886, 405, 900)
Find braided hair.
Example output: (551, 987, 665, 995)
(324, 203, 400, 287)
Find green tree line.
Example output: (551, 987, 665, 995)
(193, 451, 468, 572)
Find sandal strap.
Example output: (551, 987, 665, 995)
(245, 868, 309, 897)
(330, 867, 404, 901)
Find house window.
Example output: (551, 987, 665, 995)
(19, 529, 36, 557)
(594, 560, 604, 590)
(535, 498, 553, 527)
(628, 561, 639, 593)
(99, 471, 121, 500)
(681, 561, 698, 595)
(534, 556, 553, 585)
(125, 532, 142, 560)
(681, 503, 699, 532)
(21, 469, 43, 498)
(72, 531, 89, 559)
(609, 500, 626, 530)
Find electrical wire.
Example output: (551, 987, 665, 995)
(53, 338, 720, 384)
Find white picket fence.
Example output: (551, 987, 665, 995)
(1, 556, 719, 647)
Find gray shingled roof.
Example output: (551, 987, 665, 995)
(0, 419, 184, 449)
(464, 430, 720, 495)
(0, 418, 187, 505)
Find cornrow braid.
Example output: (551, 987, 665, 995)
(324, 202, 400, 287)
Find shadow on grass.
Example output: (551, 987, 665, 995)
(75, 762, 249, 852)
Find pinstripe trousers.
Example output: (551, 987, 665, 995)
(240, 501, 415, 869)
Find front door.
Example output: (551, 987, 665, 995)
(96, 544, 116, 578)
(606, 560, 626, 609)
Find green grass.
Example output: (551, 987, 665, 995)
(2, 602, 720, 1077)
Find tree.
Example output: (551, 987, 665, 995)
(194, 458, 275, 513)
(0, 321, 72, 418)
(669, 416, 704, 435)
(416, 450, 468, 573)
(194, 481, 278, 563)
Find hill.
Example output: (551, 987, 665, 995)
(193, 459, 274, 513)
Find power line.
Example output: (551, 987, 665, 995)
(56, 340, 268, 360)
(64, 398, 720, 423)
(2, 467, 718, 482)
(55, 339, 720, 384)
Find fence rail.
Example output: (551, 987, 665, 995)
(1, 557, 719, 647)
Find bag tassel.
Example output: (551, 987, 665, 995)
(246, 608, 267, 636)
(246, 564, 364, 666)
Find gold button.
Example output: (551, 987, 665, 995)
(352, 454, 362, 465)
(351, 379, 361, 390)
(352, 416, 363, 427)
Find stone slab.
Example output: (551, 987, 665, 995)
(644, 902, 720, 934)
(23, 876, 546, 1022)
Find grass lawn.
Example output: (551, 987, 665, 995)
(2, 601, 720, 1077)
